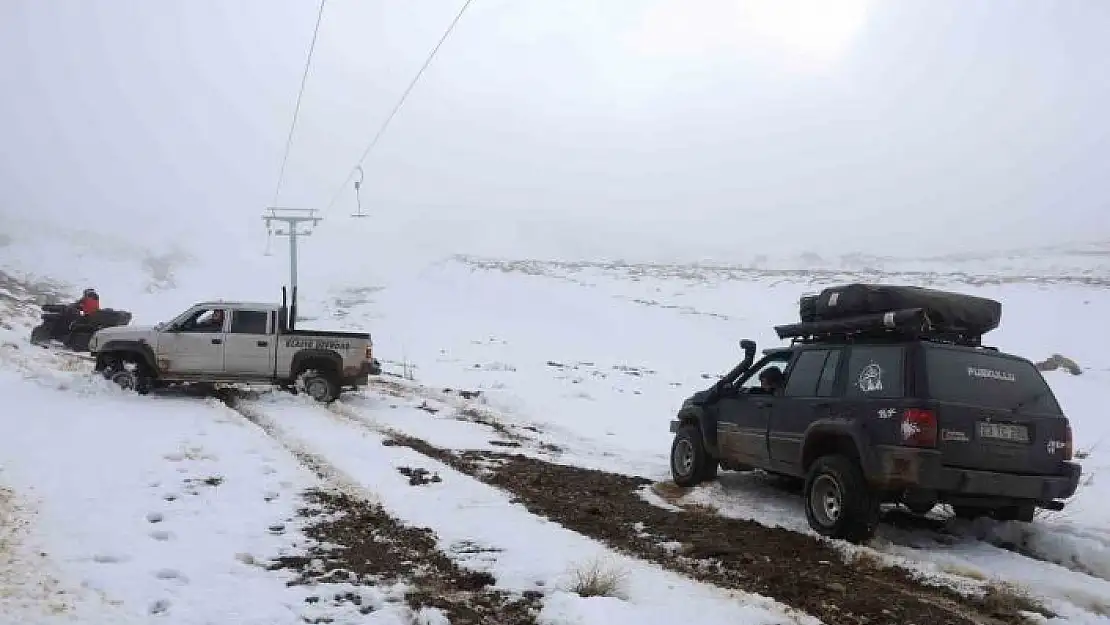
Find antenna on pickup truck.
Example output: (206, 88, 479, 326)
(290, 286, 298, 332)
(280, 286, 290, 332)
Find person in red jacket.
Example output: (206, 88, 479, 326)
(76, 288, 100, 316)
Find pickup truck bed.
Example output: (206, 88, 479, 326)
(285, 329, 370, 339)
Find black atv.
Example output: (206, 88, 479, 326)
(29, 303, 133, 352)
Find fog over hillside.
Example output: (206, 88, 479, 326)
(2, 0, 1108, 266)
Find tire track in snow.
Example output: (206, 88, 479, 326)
(217, 392, 545, 625)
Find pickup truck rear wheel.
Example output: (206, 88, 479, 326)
(670, 424, 717, 487)
(297, 370, 338, 403)
(804, 454, 880, 543)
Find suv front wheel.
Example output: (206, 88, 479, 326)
(803, 454, 880, 543)
(670, 424, 717, 487)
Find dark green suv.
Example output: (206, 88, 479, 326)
(668, 284, 1082, 543)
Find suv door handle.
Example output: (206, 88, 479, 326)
(754, 400, 772, 408)
(211, 338, 223, 345)
(256, 340, 269, 347)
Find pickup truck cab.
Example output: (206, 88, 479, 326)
(88, 298, 380, 403)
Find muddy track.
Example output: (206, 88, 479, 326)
(382, 434, 1049, 625)
(360, 379, 1102, 582)
(220, 396, 542, 624)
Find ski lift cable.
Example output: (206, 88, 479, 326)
(322, 0, 476, 214)
(270, 0, 329, 207)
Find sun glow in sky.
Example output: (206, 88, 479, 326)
(625, 0, 874, 68)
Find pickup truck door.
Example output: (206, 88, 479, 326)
(222, 309, 277, 378)
(158, 307, 228, 374)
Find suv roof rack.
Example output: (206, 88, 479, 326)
(774, 307, 987, 348)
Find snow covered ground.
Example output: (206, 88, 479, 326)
(2, 230, 1109, 624)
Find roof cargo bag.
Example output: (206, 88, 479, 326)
(811, 283, 1001, 335)
(798, 294, 818, 323)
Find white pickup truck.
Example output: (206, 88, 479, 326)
(87, 296, 380, 403)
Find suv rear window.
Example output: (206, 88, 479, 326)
(924, 346, 1061, 414)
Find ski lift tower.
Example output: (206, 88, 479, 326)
(262, 207, 322, 296)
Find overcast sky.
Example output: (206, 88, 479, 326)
(2, 0, 1108, 266)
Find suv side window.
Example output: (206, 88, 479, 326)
(816, 349, 841, 396)
(784, 350, 828, 397)
(738, 353, 792, 391)
(844, 345, 904, 399)
(230, 310, 269, 335)
(784, 349, 844, 397)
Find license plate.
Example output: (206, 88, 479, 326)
(977, 422, 1030, 443)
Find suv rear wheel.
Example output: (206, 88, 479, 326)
(670, 424, 717, 487)
(804, 454, 880, 543)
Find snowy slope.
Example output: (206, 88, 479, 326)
(2, 232, 1109, 624)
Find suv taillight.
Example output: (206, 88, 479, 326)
(1064, 422, 1073, 461)
(365, 344, 374, 361)
(901, 408, 937, 448)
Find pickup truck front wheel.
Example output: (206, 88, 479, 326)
(297, 370, 338, 403)
(103, 358, 151, 395)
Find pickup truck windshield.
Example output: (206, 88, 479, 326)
(924, 346, 1061, 414)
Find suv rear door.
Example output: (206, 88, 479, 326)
(768, 346, 843, 474)
(922, 344, 1070, 475)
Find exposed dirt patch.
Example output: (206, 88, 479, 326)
(396, 466, 442, 486)
(269, 489, 541, 624)
(384, 434, 1047, 625)
(183, 475, 224, 489)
